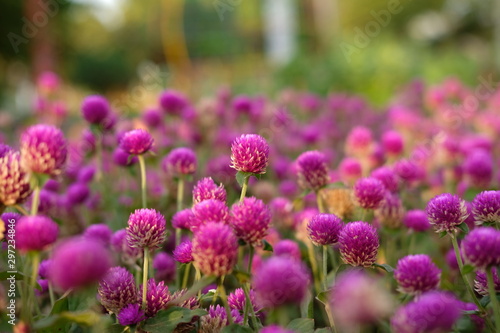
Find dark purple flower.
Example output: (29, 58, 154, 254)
(43, 179, 60, 192)
(296, 150, 330, 191)
(274, 239, 301, 261)
(66, 182, 90, 205)
(162, 147, 197, 176)
(98, 266, 138, 314)
(394, 159, 425, 185)
(230, 197, 271, 246)
(306, 213, 344, 246)
(371, 166, 399, 192)
(76, 165, 96, 183)
(171, 209, 195, 230)
(227, 288, 261, 315)
(472, 191, 500, 225)
(118, 303, 146, 326)
(113, 148, 138, 167)
(142, 278, 171, 317)
(0, 143, 11, 157)
(153, 252, 176, 283)
(38, 259, 52, 279)
(81, 95, 110, 125)
(394, 254, 441, 295)
(461, 226, 500, 269)
(191, 199, 230, 232)
(192, 177, 226, 204)
(460, 302, 484, 332)
(142, 108, 162, 128)
(474, 268, 500, 296)
(200, 304, 240, 331)
(16, 215, 59, 252)
(260, 325, 294, 333)
(230, 134, 270, 174)
(426, 193, 468, 233)
(83, 224, 112, 246)
(404, 209, 431, 232)
(119, 129, 154, 155)
(126, 209, 166, 249)
(339, 221, 379, 267)
(375, 192, 405, 229)
(463, 150, 493, 188)
(353, 177, 386, 210)
(111, 229, 141, 262)
(173, 240, 193, 264)
(35, 279, 49, 296)
(159, 90, 188, 115)
(0, 150, 32, 206)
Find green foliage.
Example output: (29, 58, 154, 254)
(142, 307, 208, 333)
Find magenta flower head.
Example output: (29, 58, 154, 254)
(394, 254, 441, 295)
(230, 197, 271, 246)
(391, 291, 461, 333)
(192, 177, 226, 204)
(141, 278, 171, 317)
(16, 215, 59, 252)
(339, 157, 362, 185)
(111, 229, 141, 262)
(20, 124, 67, 176)
(472, 191, 500, 225)
(306, 213, 344, 246)
(173, 240, 193, 264)
(461, 226, 500, 269)
(119, 129, 154, 155)
(426, 193, 468, 233)
(353, 177, 386, 210)
(339, 221, 379, 267)
(66, 182, 90, 205)
(153, 252, 176, 283)
(296, 150, 330, 192)
(83, 223, 112, 246)
(274, 240, 302, 261)
(171, 208, 195, 230)
(118, 303, 145, 326)
(113, 148, 138, 167)
(0, 150, 32, 206)
(404, 209, 431, 232)
(159, 89, 188, 115)
(230, 134, 270, 174)
(98, 266, 138, 314)
(474, 268, 500, 296)
(191, 199, 230, 232)
(371, 166, 399, 193)
(345, 126, 374, 157)
(192, 222, 238, 276)
(253, 256, 310, 308)
(228, 288, 261, 315)
(260, 325, 294, 333)
(81, 95, 110, 125)
(375, 193, 405, 229)
(463, 150, 493, 188)
(382, 130, 404, 157)
(142, 108, 162, 128)
(201, 305, 242, 331)
(49, 238, 112, 291)
(126, 209, 166, 249)
(162, 147, 197, 176)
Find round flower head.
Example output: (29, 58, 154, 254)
(153, 252, 176, 283)
(173, 240, 193, 263)
(111, 229, 141, 262)
(306, 213, 344, 246)
(296, 150, 330, 191)
(230, 197, 271, 246)
(16, 215, 59, 252)
(404, 209, 431, 232)
(461, 226, 500, 269)
(394, 159, 425, 186)
(118, 303, 146, 326)
(339, 157, 362, 185)
(339, 221, 379, 267)
(119, 129, 154, 155)
(159, 89, 188, 115)
(375, 193, 405, 229)
(49, 238, 112, 291)
(474, 268, 500, 296)
(113, 148, 138, 167)
(20, 124, 67, 176)
(162, 147, 197, 176)
(66, 182, 90, 205)
(391, 291, 461, 333)
(463, 150, 493, 188)
(274, 240, 302, 261)
(38, 259, 52, 279)
(472, 191, 500, 225)
(141, 278, 171, 317)
(230, 134, 270, 174)
(83, 223, 112, 246)
(0, 150, 32, 206)
(345, 126, 374, 156)
(260, 326, 295, 333)
(253, 256, 310, 308)
(192, 222, 238, 276)
(228, 288, 261, 315)
(126, 209, 166, 249)
(142, 108, 162, 128)
(371, 166, 399, 192)
(382, 130, 404, 157)
(171, 208, 195, 230)
(77, 165, 96, 183)
(353, 177, 386, 210)
(81, 95, 110, 125)
(98, 266, 138, 314)
(192, 177, 226, 204)
(426, 193, 468, 233)
(394, 254, 441, 295)
(191, 199, 230, 232)
(460, 302, 485, 333)
(200, 304, 242, 331)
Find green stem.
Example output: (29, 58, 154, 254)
(142, 248, 149, 309)
(247, 246, 254, 274)
(408, 232, 416, 255)
(175, 228, 182, 290)
(218, 276, 233, 325)
(240, 176, 250, 202)
(95, 132, 103, 182)
(177, 177, 185, 212)
(29, 252, 40, 318)
(195, 266, 202, 298)
(487, 268, 500, 333)
(322, 246, 328, 290)
(306, 242, 321, 292)
(15, 205, 29, 216)
(316, 191, 325, 213)
(182, 263, 192, 289)
(31, 184, 41, 216)
(48, 282, 55, 307)
(138, 155, 147, 208)
(243, 246, 257, 327)
(325, 302, 338, 332)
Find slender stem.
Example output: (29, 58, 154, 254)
(138, 155, 147, 208)
(240, 176, 250, 202)
(316, 191, 325, 213)
(306, 242, 321, 292)
(182, 263, 192, 289)
(194, 266, 202, 298)
(243, 246, 257, 327)
(218, 276, 233, 325)
(408, 231, 416, 255)
(95, 132, 103, 182)
(487, 268, 500, 333)
(29, 252, 40, 318)
(322, 246, 328, 290)
(15, 205, 29, 216)
(276, 306, 289, 327)
(31, 185, 41, 216)
(175, 228, 182, 290)
(177, 177, 185, 212)
(142, 248, 149, 309)
(247, 246, 254, 274)
(325, 302, 338, 333)
(48, 282, 55, 307)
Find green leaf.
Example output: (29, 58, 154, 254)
(142, 307, 208, 333)
(33, 310, 102, 331)
(438, 231, 448, 239)
(286, 318, 314, 333)
(463, 188, 481, 202)
(373, 263, 394, 273)
(315, 329, 332, 333)
(0, 271, 24, 281)
(462, 264, 475, 275)
(335, 263, 350, 275)
(457, 223, 469, 234)
(480, 294, 500, 308)
(315, 290, 329, 305)
(50, 295, 69, 315)
(236, 171, 253, 187)
(107, 324, 127, 333)
(221, 324, 254, 333)
(233, 269, 251, 284)
(262, 240, 273, 252)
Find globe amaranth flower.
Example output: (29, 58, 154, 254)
(228, 288, 261, 316)
(98, 266, 138, 314)
(153, 252, 176, 283)
(296, 150, 330, 192)
(66, 182, 90, 205)
(192, 222, 238, 276)
(119, 129, 154, 155)
(461, 226, 500, 269)
(171, 288, 199, 310)
(353, 177, 386, 210)
(141, 278, 171, 317)
(159, 89, 188, 115)
(126, 209, 166, 249)
(20, 124, 67, 176)
(339, 157, 362, 185)
(111, 229, 142, 262)
(274, 240, 302, 261)
(329, 270, 393, 329)
(230, 197, 271, 246)
(253, 256, 310, 308)
(460, 302, 485, 332)
(230, 134, 269, 174)
(192, 177, 226, 204)
(426, 193, 468, 233)
(404, 209, 431, 232)
(306, 213, 344, 246)
(381, 130, 404, 157)
(375, 193, 405, 229)
(463, 149, 493, 188)
(118, 303, 146, 326)
(394, 254, 441, 295)
(162, 147, 197, 176)
(49, 238, 112, 291)
(171, 208, 195, 230)
(260, 325, 295, 333)
(113, 148, 138, 167)
(81, 95, 110, 125)
(371, 166, 399, 193)
(83, 223, 112, 246)
(0, 150, 32, 206)
(38, 259, 51, 279)
(391, 291, 461, 333)
(339, 221, 379, 267)
(191, 199, 230, 232)
(474, 268, 500, 296)
(345, 126, 374, 157)
(16, 215, 59, 252)
(472, 191, 500, 225)
(173, 240, 193, 264)
(200, 305, 242, 333)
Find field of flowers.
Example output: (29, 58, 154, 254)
(0, 74, 500, 333)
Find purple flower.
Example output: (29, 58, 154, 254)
(113, 148, 138, 167)
(0, 150, 32, 206)
(171, 288, 198, 310)
(173, 240, 193, 264)
(38, 259, 52, 279)
(35, 279, 49, 296)
(230, 134, 270, 174)
(126, 209, 166, 249)
(296, 150, 330, 191)
(274, 239, 301, 261)
(49, 238, 112, 291)
(227, 288, 261, 315)
(394, 255, 441, 295)
(375, 192, 405, 229)
(474, 268, 500, 296)
(192, 177, 226, 204)
(253, 256, 310, 308)
(345, 126, 373, 156)
(66, 182, 90, 205)
(339, 221, 379, 267)
(371, 166, 399, 192)
(162, 147, 197, 176)
(118, 303, 146, 326)
(426, 193, 468, 233)
(230, 197, 271, 246)
(77, 165, 96, 183)
(404, 209, 431, 232)
(171, 209, 195, 230)
(98, 266, 138, 314)
(382, 130, 404, 156)
(111, 229, 142, 262)
(394, 159, 425, 185)
(200, 305, 241, 331)
(191, 199, 230, 232)
(391, 291, 461, 333)
(159, 90, 188, 115)
(142, 108, 162, 128)
(153, 252, 176, 283)
(142, 278, 171, 317)
(472, 191, 500, 225)
(306, 213, 344, 246)
(20, 124, 67, 176)
(81, 95, 110, 125)
(339, 157, 362, 185)
(192, 222, 238, 276)
(119, 129, 154, 155)
(460, 302, 484, 332)
(463, 150, 493, 188)
(16, 215, 59, 252)
(461, 226, 500, 269)
(353, 177, 386, 210)
(83, 223, 112, 246)
(260, 325, 295, 333)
